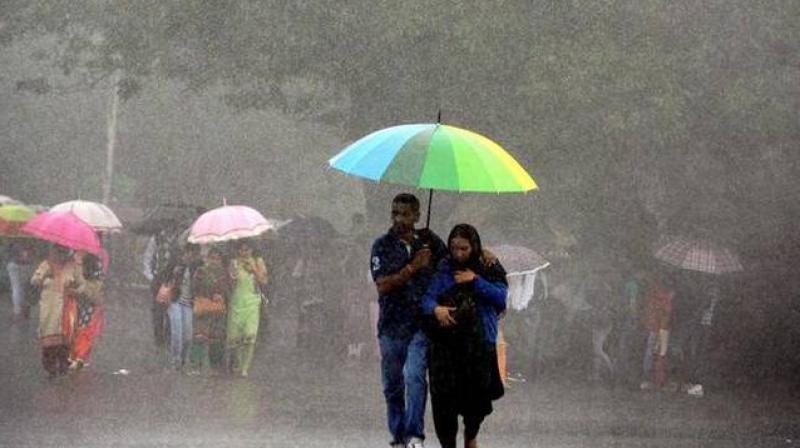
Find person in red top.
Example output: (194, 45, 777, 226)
(640, 275, 675, 390)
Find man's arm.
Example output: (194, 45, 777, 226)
(375, 263, 418, 295)
(372, 243, 431, 295)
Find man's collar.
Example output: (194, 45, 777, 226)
(389, 226, 417, 237)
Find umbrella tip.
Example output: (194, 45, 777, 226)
(437, 109, 441, 124)
(222, 197, 227, 206)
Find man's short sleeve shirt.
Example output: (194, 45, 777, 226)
(371, 232, 417, 339)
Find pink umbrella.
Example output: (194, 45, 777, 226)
(188, 205, 277, 244)
(22, 211, 108, 268)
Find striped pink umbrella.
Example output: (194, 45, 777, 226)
(188, 205, 276, 244)
(50, 200, 123, 233)
(487, 244, 549, 274)
(653, 235, 743, 274)
(22, 211, 108, 268)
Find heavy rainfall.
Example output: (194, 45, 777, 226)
(0, 2, 798, 447)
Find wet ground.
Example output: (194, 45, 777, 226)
(1, 285, 798, 447)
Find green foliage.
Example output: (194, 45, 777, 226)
(1, 0, 798, 249)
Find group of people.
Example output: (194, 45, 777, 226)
(634, 273, 721, 397)
(144, 237, 268, 377)
(534, 256, 723, 398)
(1, 190, 731, 448)
(0, 191, 510, 447)
(136, 192, 511, 447)
(4, 243, 106, 377)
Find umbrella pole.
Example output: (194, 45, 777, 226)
(425, 189, 433, 229)
(426, 109, 439, 229)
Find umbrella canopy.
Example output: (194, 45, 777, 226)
(329, 123, 537, 193)
(188, 205, 276, 244)
(653, 235, 743, 274)
(0, 204, 38, 237)
(0, 195, 22, 205)
(487, 244, 549, 274)
(0, 204, 36, 223)
(487, 244, 550, 311)
(21, 211, 106, 263)
(277, 215, 340, 247)
(50, 200, 123, 233)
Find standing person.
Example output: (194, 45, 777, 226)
(143, 228, 180, 349)
(64, 252, 105, 370)
(640, 274, 675, 390)
(681, 284, 720, 397)
(165, 244, 201, 371)
(189, 247, 230, 374)
(30, 245, 79, 377)
(5, 240, 36, 321)
(227, 240, 268, 377)
(421, 224, 508, 448)
(616, 267, 647, 387)
(584, 266, 617, 384)
(371, 193, 446, 448)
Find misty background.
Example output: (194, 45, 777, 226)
(1, 1, 799, 384)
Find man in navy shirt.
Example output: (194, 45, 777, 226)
(371, 193, 446, 448)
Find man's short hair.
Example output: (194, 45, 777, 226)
(392, 193, 420, 211)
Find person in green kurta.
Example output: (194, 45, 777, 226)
(226, 241, 268, 377)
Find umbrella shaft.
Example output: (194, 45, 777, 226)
(425, 189, 433, 229)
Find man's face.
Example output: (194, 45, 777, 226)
(391, 202, 419, 233)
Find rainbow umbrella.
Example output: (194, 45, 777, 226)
(328, 122, 537, 226)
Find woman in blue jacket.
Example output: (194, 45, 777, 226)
(421, 223, 508, 448)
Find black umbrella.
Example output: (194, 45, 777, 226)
(129, 203, 206, 235)
(278, 215, 339, 245)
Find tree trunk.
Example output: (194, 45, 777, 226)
(102, 71, 121, 205)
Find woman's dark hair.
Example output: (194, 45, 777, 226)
(207, 246, 229, 266)
(82, 254, 103, 280)
(447, 223, 483, 269)
(236, 239, 256, 251)
(50, 244, 71, 259)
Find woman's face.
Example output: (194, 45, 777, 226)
(238, 244, 252, 257)
(449, 236, 472, 265)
